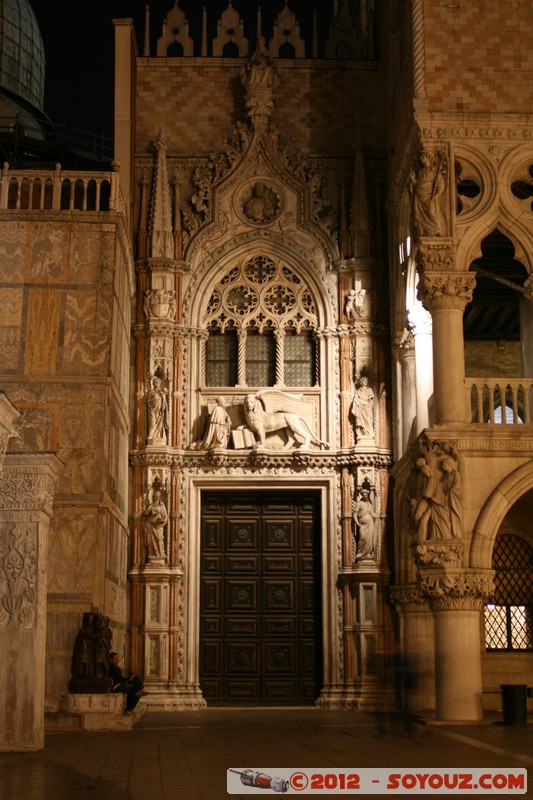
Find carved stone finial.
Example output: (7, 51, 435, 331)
(240, 37, 279, 129)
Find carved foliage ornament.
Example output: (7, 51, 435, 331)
(419, 573, 495, 611)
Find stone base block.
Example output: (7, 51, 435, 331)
(53, 693, 146, 731)
(143, 692, 207, 711)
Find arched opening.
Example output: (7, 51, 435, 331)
(279, 41, 296, 59)
(222, 40, 239, 58)
(167, 41, 184, 57)
(465, 229, 528, 379)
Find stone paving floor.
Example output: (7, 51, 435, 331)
(0, 709, 531, 800)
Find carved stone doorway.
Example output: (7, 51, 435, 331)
(199, 491, 322, 705)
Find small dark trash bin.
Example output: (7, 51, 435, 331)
(500, 684, 527, 725)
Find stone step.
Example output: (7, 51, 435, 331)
(44, 712, 82, 733)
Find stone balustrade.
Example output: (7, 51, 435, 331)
(466, 377, 533, 424)
(0, 162, 126, 217)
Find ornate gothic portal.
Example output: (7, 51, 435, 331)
(129, 37, 391, 711)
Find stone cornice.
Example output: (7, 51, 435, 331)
(130, 447, 393, 471)
(136, 258, 190, 274)
(414, 111, 533, 143)
(132, 324, 209, 340)
(330, 257, 385, 274)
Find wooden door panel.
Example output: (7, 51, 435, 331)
(200, 492, 321, 705)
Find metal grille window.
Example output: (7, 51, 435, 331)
(246, 330, 275, 387)
(484, 533, 533, 651)
(284, 331, 315, 387)
(206, 330, 237, 387)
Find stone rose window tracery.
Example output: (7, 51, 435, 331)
(204, 255, 318, 388)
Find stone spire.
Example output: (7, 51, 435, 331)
(201, 5, 207, 57)
(149, 130, 174, 260)
(144, 4, 150, 57)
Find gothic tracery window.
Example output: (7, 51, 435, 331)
(204, 255, 318, 388)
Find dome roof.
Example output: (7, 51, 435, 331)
(0, 0, 44, 110)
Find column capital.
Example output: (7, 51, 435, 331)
(417, 270, 476, 312)
(415, 240, 476, 311)
(418, 569, 495, 611)
(390, 584, 428, 612)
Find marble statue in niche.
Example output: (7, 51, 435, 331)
(353, 483, 378, 562)
(146, 374, 169, 445)
(143, 479, 168, 561)
(351, 370, 375, 442)
(409, 148, 447, 237)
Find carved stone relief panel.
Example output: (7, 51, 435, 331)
(0, 523, 38, 629)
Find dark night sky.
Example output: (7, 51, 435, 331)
(29, 1, 338, 140)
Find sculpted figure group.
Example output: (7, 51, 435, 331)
(409, 444, 464, 543)
(189, 392, 329, 451)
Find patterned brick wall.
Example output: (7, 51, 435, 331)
(135, 58, 386, 156)
(424, 2, 533, 112)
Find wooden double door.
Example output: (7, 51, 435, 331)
(200, 492, 322, 705)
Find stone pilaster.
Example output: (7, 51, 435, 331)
(0, 453, 60, 751)
(416, 241, 476, 424)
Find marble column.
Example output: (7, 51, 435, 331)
(407, 307, 433, 432)
(391, 585, 435, 712)
(0, 453, 60, 751)
(416, 241, 476, 425)
(420, 571, 494, 721)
